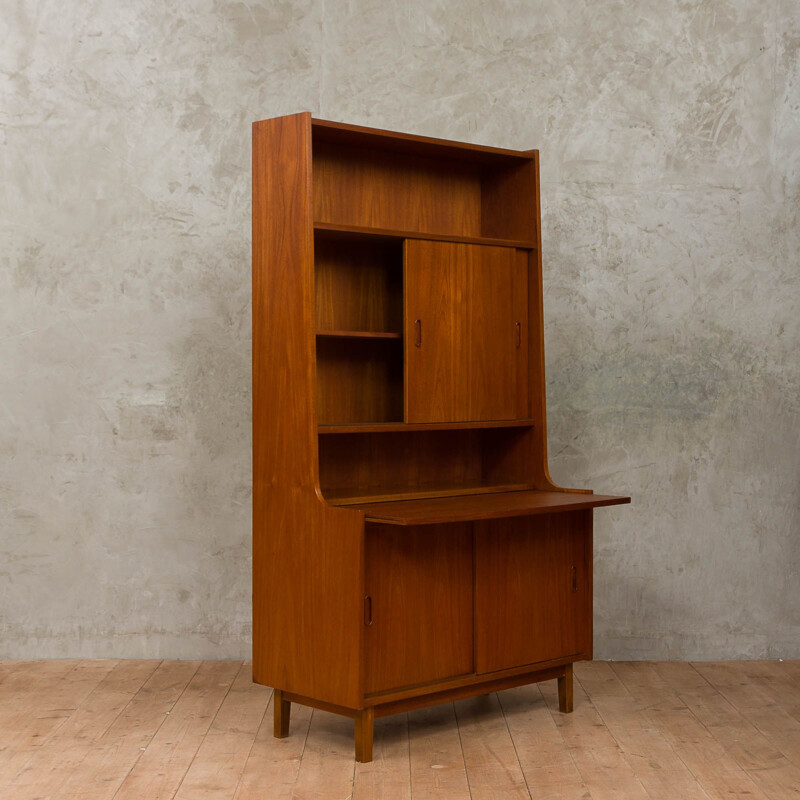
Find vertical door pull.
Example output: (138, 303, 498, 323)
(414, 319, 422, 347)
(571, 565, 578, 592)
(516, 321, 522, 348)
(364, 595, 373, 626)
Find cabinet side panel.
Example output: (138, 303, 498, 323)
(253, 114, 363, 708)
(526, 153, 590, 492)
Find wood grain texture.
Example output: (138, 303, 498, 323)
(313, 141, 483, 237)
(318, 428, 535, 503)
(404, 240, 527, 423)
(475, 513, 591, 673)
(408, 703, 471, 800)
(311, 117, 534, 163)
(53, 661, 201, 800)
(254, 114, 628, 758)
(252, 112, 365, 709)
(574, 661, 710, 800)
(234, 690, 311, 800)
(112, 660, 241, 800)
(314, 236, 402, 333)
(612, 661, 772, 800)
(540, 672, 651, 800)
(497, 683, 591, 800)
(481, 158, 538, 241)
(6, 660, 159, 798)
(369, 665, 567, 713)
(314, 220, 536, 249)
(0, 660, 118, 786)
(316, 336, 403, 423)
(173, 663, 270, 800)
(365, 524, 473, 695)
(327, 482, 533, 507)
(558, 662, 574, 713)
(2, 660, 796, 798)
(352, 490, 630, 526)
(353, 713, 411, 800)
(654, 661, 800, 799)
(318, 419, 535, 434)
(453, 694, 531, 799)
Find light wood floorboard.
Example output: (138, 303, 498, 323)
(0, 660, 796, 799)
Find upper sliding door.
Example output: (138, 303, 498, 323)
(404, 240, 528, 423)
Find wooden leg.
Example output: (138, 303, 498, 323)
(558, 663, 574, 713)
(354, 707, 374, 763)
(273, 689, 291, 738)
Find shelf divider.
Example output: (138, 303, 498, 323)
(318, 419, 535, 434)
(325, 483, 535, 507)
(316, 330, 402, 340)
(314, 221, 536, 250)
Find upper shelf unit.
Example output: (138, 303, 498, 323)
(311, 118, 539, 244)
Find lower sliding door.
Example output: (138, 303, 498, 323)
(364, 523, 473, 695)
(474, 511, 592, 674)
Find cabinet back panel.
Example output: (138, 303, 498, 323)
(319, 428, 534, 501)
(313, 142, 482, 237)
(319, 430, 483, 496)
(481, 160, 538, 242)
(315, 238, 402, 333)
(316, 338, 403, 424)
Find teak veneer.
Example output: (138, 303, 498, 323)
(252, 113, 630, 762)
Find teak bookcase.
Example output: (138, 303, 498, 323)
(252, 112, 630, 762)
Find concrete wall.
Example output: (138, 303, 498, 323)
(1, 0, 798, 660)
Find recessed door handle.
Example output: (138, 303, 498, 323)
(516, 321, 522, 349)
(415, 319, 422, 347)
(571, 565, 578, 592)
(364, 595, 373, 626)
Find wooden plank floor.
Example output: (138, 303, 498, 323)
(0, 661, 797, 799)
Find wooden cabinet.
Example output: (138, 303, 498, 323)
(252, 113, 629, 762)
(405, 240, 528, 423)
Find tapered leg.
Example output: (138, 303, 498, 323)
(273, 689, 291, 738)
(354, 707, 374, 762)
(558, 663, 574, 713)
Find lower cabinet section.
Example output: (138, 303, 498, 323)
(364, 511, 592, 696)
(364, 523, 474, 694)
(475, 511, 592, 673)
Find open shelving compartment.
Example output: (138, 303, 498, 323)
(314, 231, 404, 425)
(318, 426, 536, 506)
(311, 118, 538, 244)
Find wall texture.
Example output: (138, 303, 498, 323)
(1, 0, 798, 660)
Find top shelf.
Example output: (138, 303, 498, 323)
(312, 118, 534, 165)
(314, 222, 536, 251)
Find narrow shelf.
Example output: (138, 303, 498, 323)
(316, 330, 402, 340)
(314, 222, 536, 251)
(319, 419, 535, 434)
(348, 490, 632, 526)
(325, 483, 534, 507)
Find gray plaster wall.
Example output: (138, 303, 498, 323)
(1, 0, 798, 660)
